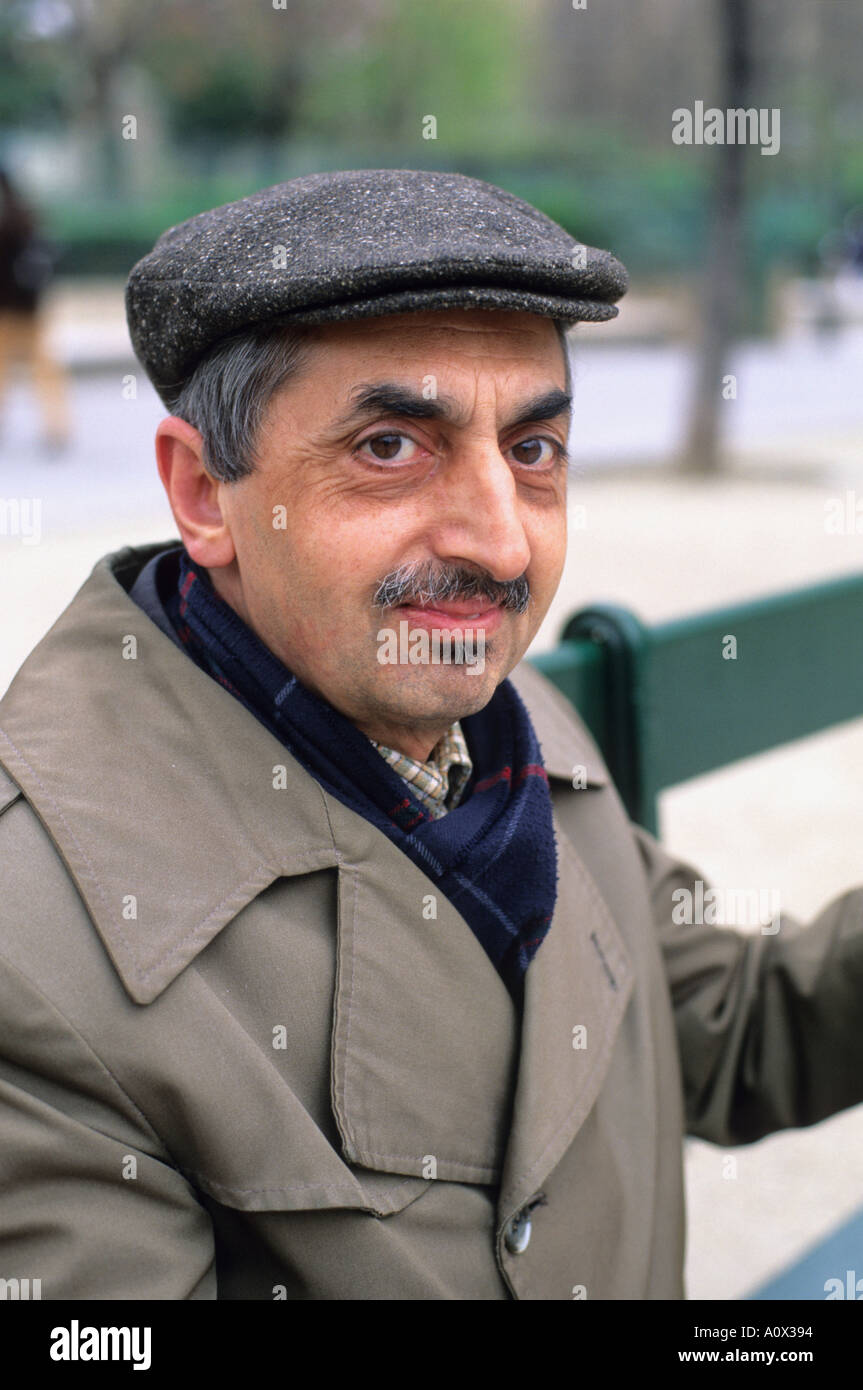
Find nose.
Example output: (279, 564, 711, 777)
(432, 442, 532, 584)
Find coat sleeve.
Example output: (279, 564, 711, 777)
(0, 952, 216, 1299)
(630, 822, 863, 1145)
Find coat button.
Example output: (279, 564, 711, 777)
(503, 1207, 532, 1255)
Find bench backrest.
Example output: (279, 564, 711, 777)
(529, 572, 863, 833)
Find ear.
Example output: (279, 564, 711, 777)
(155, 417, 236, 568)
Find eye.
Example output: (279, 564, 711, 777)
(357, 432, 425, 465)
(509, 436, 563, 469)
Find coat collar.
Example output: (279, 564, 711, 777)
(0, 543, 629, 1202)
(0, 543, 343, 1004)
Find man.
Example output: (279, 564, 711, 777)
(1, 169, 862, 1301)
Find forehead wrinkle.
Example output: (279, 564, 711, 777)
(307, 317, 558, 374)
(325, 313, 554, 341)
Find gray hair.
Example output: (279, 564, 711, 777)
(163, 322, 310, 483)
(165, 317, 574, 484)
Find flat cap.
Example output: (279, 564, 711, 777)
(125, 168, 628, 405)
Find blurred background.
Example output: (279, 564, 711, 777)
(1, 0, 862, 1301)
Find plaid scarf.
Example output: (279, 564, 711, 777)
(158, 548, 558, 1003)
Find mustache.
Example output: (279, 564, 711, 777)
(372, 561, 531, 615)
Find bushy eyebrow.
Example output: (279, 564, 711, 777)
(330, 382, 572, 433)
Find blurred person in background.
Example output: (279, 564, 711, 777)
(0, 167, 70, 452)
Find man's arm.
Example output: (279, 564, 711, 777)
(0, 953, 216, 1299)
(632, 823, 863, 1145)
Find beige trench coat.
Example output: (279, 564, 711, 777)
(1, 542, 862, 1300)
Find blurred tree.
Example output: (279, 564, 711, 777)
(0, 0, 383, 194)
(0, 3, 67, 127)
(137, 0, 384, 183)
(63, 0, 173, 199)
(0, 0, 176, 197)
(297, 0, 529, 155)
(148, 1, 316, 143)
(681, 0, 752, 474)
(2, 0, 860, 308)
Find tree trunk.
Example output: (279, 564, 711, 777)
(681, 0, 752, 474)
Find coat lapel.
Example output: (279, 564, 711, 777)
(496, 815, 634, 1222)
(327, 796, 520, 1185)
(496, 661, 636, 1223)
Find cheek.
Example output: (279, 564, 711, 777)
(527, 505, 567, 589)
(253, 479, 337, 581)
(281, 491, 416, 597)
(548, 526, 568, 589)
(258, 509, 379, 651)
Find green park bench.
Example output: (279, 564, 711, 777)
(530, 570, 863, 836)
(530, 569, 863, 1299)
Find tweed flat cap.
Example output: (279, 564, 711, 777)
(125, 168, 628, 405)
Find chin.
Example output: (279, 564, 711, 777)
(384, 667, 501, 723)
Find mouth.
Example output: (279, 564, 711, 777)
(394, 600, 504, 633)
